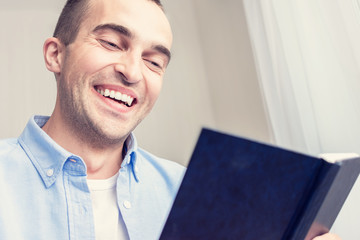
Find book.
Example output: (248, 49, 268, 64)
(160, 128, 360, 240)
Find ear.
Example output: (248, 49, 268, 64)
(43, 37, 65, 74)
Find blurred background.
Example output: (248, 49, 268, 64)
(1, 0, 360, 238)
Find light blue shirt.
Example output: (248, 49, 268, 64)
(0, 116, 185, 240)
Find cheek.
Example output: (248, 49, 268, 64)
(74, 48, 116, 75)
(147, 77, 163, 104)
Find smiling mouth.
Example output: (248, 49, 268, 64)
(95, 87, 135, 107)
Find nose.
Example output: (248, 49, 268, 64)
(114, 52, 143, 84)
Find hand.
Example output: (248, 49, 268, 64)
(313, 233, 341, 240)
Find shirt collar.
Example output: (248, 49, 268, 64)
(18, 115, 141, 187)
(18, 116, 74, 188)
(122, 133, 141, 182)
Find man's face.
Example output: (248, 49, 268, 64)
(56, 0, 172, 146)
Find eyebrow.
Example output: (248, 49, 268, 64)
(93, 23, 133, 38)
(154, 45, 172, 64)
(93, 23, 172, 64)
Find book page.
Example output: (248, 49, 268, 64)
(319, 153, 360, 163)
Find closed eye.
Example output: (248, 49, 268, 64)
(148, 60, 161, 68)
(144, 58, 165, 74)
(98, 39, 121, 50)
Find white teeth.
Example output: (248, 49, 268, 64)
(128, 98, 134, 106)
(121, 94, 128, 102)
(97, 88, 134, 106)
(110, 90, 115, 98)
(115, 92, 122, 100)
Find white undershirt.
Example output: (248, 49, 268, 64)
(87, 173, 130, 240)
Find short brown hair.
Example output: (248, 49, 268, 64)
(53, 0, 163, 46)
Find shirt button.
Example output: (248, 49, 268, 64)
(46, 169, 54, 177)
(123, 200, 132, 209)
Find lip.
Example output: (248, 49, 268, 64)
(93, 84, 137, 113)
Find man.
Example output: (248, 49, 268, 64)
(0, 0, 183, 239)
(0, 0, 341, 239)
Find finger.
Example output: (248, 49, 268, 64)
(312, 233, 341, 240)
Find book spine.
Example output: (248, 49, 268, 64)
(289, 159, 360, 240)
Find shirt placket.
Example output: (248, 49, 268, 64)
(116, 159, 134, 239)
(63, 157, 95, 240)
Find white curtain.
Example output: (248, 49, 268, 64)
(243, 0, 360, 238)
(243, 0, 360, 155)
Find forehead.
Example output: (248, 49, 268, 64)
(83, 0, 172, 48)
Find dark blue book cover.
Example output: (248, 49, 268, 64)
(160, 128, 360, 240)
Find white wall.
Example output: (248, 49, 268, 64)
(192, 0, 271, 142)
(0, 6, 59, 137)
(0, 0, 270, 166)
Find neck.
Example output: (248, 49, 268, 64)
(42, 114, 126, 179)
